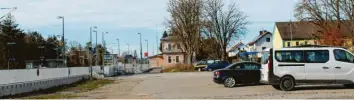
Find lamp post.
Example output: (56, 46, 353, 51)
(138, 33, 142, 71)
(116, 39, 120, 57)
(57, 16, 66, 67)
(145, 39, 148, 57)
(0, 7, 17, 20)
(126, 43, 130, 55)
(90, 26, 97, 78)
(102, 32, 108, 66)
(7, 42, 16, 69)
(93, 30, 98, 65)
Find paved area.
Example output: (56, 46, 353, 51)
(76, 72, 354, 99)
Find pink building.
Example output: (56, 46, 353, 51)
(148, 36, 185, 68)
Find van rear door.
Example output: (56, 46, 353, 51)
(260, 48, 270, 83)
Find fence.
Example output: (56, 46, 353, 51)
(0, 67, 90, 97)
(0, 64, 151, 97)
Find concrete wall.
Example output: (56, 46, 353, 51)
(0, 67, 90, 97)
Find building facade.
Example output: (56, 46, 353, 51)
(273, 22, 319, 49)
(148, 36, 185, 68)
(247, 30, 273, 57)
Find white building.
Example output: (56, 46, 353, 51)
(247, 30, 273, 57)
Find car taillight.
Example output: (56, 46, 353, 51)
(215, 71, 220, 75)
(268, 56, 272, 70)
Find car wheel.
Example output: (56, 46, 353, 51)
(280, 76, 295, 91)
(344, 84, 354, 88)
(224, 77, 236, 88)
(272, 85, 281, 90)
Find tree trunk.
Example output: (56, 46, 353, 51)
(221, 45, 228, 61)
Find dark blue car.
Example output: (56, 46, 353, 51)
(205, 61, 230, 71)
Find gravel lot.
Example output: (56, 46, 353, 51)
(76, 72, 354, 99)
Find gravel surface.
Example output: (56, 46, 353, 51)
(75, 72, 354, 99)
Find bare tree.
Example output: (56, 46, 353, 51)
(167, 0, 203, 64)
(203, 0, 249, 60)
(295, 0, 354, 38)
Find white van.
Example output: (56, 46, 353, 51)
(261, 46, 354, 91)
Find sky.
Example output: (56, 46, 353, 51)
(1, 0, 298, 56)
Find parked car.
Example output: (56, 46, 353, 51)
(213, 61, 261, 88)
(194, 59, 220, 71)
(261, 45, 354, 91)
(205, 61, 230, 71)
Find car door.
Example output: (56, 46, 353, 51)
(304, 50, 334, 83)
(333, 49, 354, 84)
(229, 63, 244, 79)
(243, 62, 261, 82)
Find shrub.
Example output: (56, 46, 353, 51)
(163, 64, 195, 72)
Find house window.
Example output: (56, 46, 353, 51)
(287, 42, 291, 47)
(167, 44, 172, 50)
(296, 41, 299, 46)
(168, 56, 172, 63)
(177, 44, 181, 49)
(266, 38, 271, 42)
(262, 47, 266, 50)
(176, 56, 180, 63)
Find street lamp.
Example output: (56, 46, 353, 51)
(0, 7, 17, 20)
(102, 32, 108, 50)
(89, 26, 97, 78)
(57, 16, 66, 67)
(138, 33, 142, 71)
(116, 39, 120, 57)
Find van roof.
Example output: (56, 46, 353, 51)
(285, 45, 345, 49)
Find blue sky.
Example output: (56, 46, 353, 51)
(1, 0, 298, 56)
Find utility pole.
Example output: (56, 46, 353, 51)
(138, 33, 142, 71)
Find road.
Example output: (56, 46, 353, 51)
(75, 72, 354, 99)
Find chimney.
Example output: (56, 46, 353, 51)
(259, 31, 263, 35)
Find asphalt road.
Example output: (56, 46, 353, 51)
(76, 72, 354, 99)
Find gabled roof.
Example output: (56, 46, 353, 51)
(228, 42, 245, 52)
(275, 21, 352, 40)
(248, 31, 272, 45)
(148, 54, 163, 59)
(160, 36, 179, 42)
